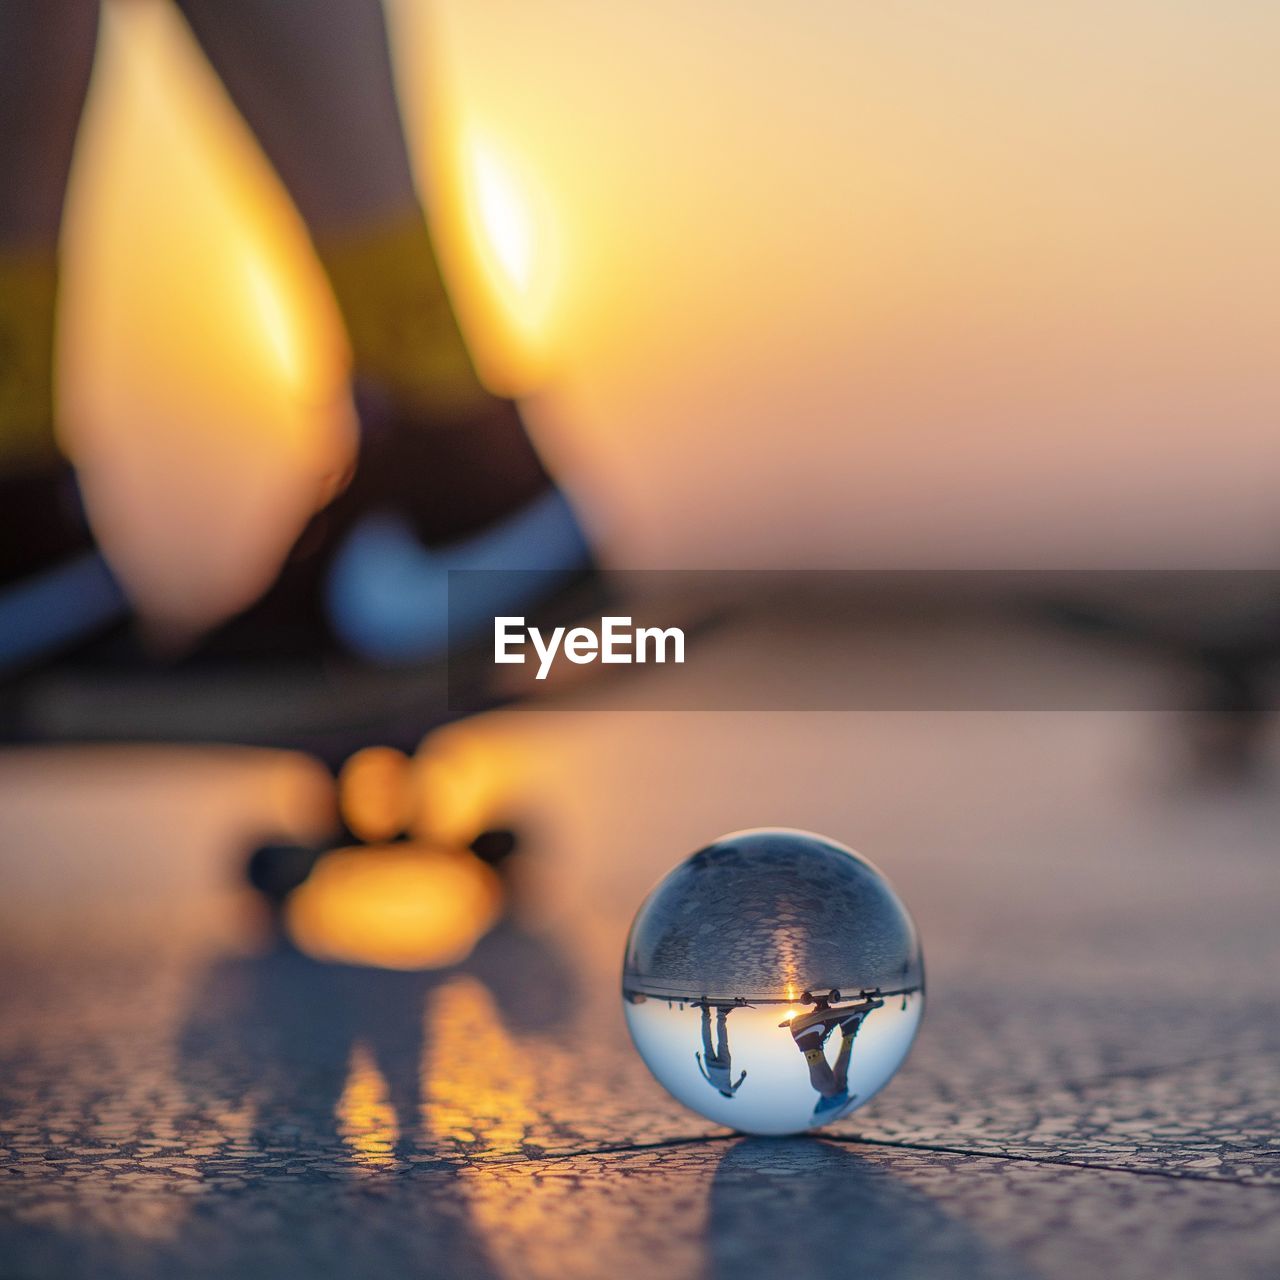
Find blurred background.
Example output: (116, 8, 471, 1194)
(3, 8, 1280, 1275)
(58, 0, 1280, 639)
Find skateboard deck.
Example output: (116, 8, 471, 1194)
(623, 984, 922, 1008)
(1, 574, 608, 759)
(1, 575, 732, 916)
(2, 575, 727, 763)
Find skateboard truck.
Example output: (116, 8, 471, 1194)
(780, 988, 886, 1030)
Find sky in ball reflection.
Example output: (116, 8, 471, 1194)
(625, 993, 923, 1136)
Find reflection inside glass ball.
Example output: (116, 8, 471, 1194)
(622, 828, 924, 1136)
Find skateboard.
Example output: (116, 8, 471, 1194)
(622, 983, 922, 1011)
(1, 571, 730, 920)
(782, 991, 886, 1035)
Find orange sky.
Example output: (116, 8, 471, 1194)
(55, 1, 1280, 622)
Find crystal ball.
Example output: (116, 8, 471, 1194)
(622, 828, 924, 1135)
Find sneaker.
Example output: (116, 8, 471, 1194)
(196, 396, 595, 665)
(1, 397, 596, 681)
(787, 995, 883, 1041)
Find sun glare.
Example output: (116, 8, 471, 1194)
(470, 144, 534, 300)
(242, 249, 305, 393)
(459, 129, 558, 369)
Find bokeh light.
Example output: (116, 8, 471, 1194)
(411, 724, 522, 848)
(284, 843, 503, 970)
(338, 746, 416, 843)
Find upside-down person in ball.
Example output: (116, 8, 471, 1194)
(695, 1002, 747, 1100)
(787, 991, 884, 1119)
(0, 0, 594, 679)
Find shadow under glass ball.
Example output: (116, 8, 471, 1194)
(622, 828, 924, 1136)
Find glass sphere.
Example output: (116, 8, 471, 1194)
(622, 828, 924, 1136)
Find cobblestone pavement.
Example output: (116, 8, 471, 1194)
(2, 634, 1278, 1277)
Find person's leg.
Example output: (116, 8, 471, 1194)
(715, 1009, 730, 1063)
(793, 1027, 838, 1098)
(172, 0, 548, 527)
(171, 0, 481, 421)
(170, 0, 592, 662)
(700, 1005, 715, 1062)
(0, 2, 130, 674)
(831, 1020, 859, 1095)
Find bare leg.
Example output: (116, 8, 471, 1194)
(155, 0, 590, 663)
(173, 0, 495, 422)
(169, 0, 561, 549)
(169, 0, 473, 392)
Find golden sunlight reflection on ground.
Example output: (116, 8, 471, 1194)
(336, 1040, 401, 1168)
(425, 977, 539, 1159)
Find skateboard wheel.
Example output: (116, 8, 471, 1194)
(338, 746, 415, 843)
(469, 828, 519, 866)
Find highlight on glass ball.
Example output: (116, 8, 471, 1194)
(622, 828, 924, 1136)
